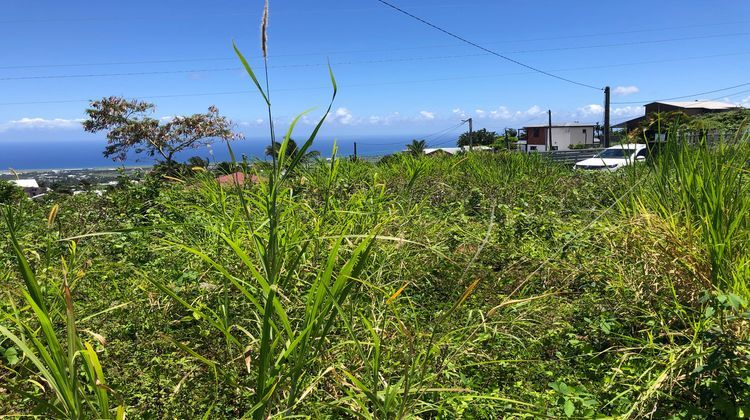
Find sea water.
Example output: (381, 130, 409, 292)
(0, 135, 421, 170)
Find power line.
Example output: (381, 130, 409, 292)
(0, 54, 490, 81)
(356, 122, 467, 156)
(0, 67, 239, 82)
(429, 133, 465, 147)
(2, 41, 748, 83)
(0, 4, 469, 25)
(5, 31, 750, 71)
(374, 0, 602, 90)
(357, 121, 467, 147)
(275, 22, 750, 59)
(612, 81, 750, 104)
(505, 32, 750, 56)
(417, 124, 466, 147)
(712, 88, 750, 101)
(0, 57, 239, 70)
(4, 53, 750, 107)
(424, 121, 467, 140)
(516, 113, 549, 126)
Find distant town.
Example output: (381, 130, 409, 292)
(0, 166, 148, 197)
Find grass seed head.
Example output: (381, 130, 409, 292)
(261, 0, 269, 58)
(47, 204, 59, 228)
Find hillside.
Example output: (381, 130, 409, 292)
(1, 141, 749, 418)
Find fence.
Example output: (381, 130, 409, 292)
(344, 132, 748, 166)
(537, 149, 600, 165)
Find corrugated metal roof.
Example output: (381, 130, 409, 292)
(216, 172, 258, 186)
(651, 101, 738, 110)
(10, 179, 39, 188)
(524, 123, 596, 128)
(422, 146, 492, 155)
(424, 147, 461, 155)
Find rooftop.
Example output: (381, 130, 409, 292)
(10, 179, 39, 188)
(649, 100, 738, 110)
(423, 146, 492, 155)
(524, 122, 596, 128)
(605, 143, 647, 150)
(216, 172, 259, 187)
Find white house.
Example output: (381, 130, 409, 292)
(422, 145, 492, 156)
(10, 179, 45, 197)
(523, 123, 598, 152)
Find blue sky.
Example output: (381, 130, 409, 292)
(1, 0, 749, 149)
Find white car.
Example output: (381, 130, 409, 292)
(574, 144, 648, 171)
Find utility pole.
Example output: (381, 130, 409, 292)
(353, 141, 358, 161)
(604, 86, 611, 148)
(547, 109, 553, 151)
(463, 118, 473, 150)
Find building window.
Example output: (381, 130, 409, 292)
(530, 146, 537, 151)
(533, 128, 540, 137)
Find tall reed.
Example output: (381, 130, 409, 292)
(145, 3, 383, 417)
(1, 206, 123, 419)
(628, 131, 750, 298)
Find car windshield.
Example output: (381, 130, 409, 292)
(595, 148, 634, 159)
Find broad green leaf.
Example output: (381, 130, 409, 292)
(564, 399, 575, 417)
(4, 347, 19, 365)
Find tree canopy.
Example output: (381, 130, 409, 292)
(457, 128, 498, 147)
(405, 139, 427, 156)
(0, 180, 25, 204)
(264, 138, 320, 162)
(629, 109, 750, 140)
(83, 96, 238, 165)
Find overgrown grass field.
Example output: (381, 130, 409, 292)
(1, 136, 749, 418)
(2, 18, 750, 416)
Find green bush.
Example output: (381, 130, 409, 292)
(0, 180, 25, 204)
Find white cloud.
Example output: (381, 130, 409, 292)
(612, 106, 643, 118)
(613, 86, 639, 96)
(488, 107, 513, 120)
(238, 118, 266, 127)
(333, 107, 355, 125)
(577, 104, 604, 118)
(573, 104, 642, 121)
(368, 112, 403, 126)
(452, 108, 467, 118)
(713, 96, 749, 107)
(324, 108, 441, 127)
(525, 105, 543, 116)
(472, 105, 543, 121)
(0, 117, 84, 132)
(419, 110, 435, 120)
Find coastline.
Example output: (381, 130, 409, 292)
(0, 165, 152, 175)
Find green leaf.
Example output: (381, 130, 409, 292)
(564, 399, 575, 417)
(2, 207, 47, 313)
(232, 41, 269, 106)
(727, 293, 747, 309)
(5, 347, 19, 365)
(549, 381, 561, 393)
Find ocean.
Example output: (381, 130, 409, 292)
(0, 135, 419, 170)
